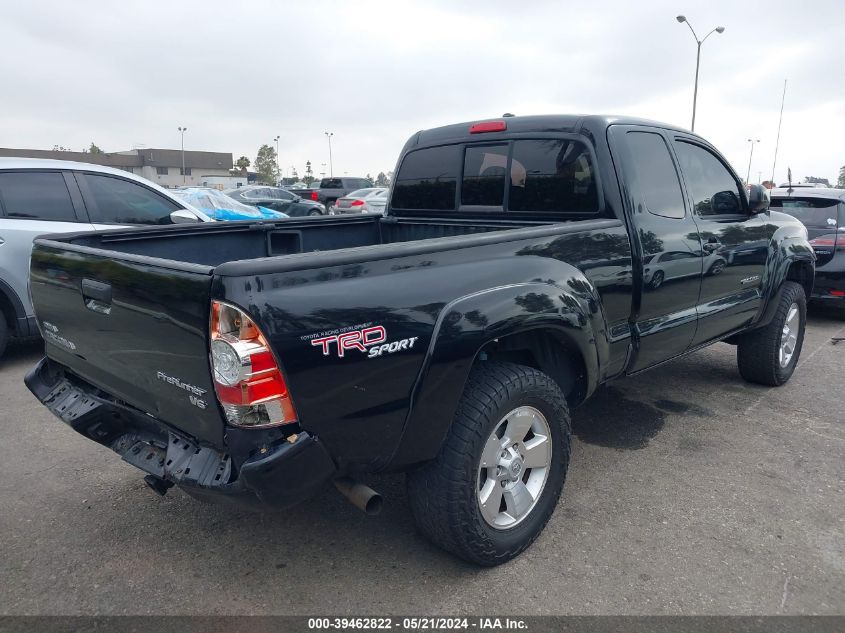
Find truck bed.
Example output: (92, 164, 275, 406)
(55, 214, 533, 269)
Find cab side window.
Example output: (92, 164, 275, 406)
(0, 172, 78, 222)
(625, 132, 685, 219)
(82, 174, 180, 224)
(674, 141, 744, 217)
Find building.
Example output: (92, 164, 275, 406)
(0, 147, 234, 188)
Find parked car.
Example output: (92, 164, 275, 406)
(25, 115, 813, 566)
(330, 187, 388, 214)
(0, 158, 212, 358)
(225, 186, 326, 217)
(171, 187, 288, 221)
(770, 187, 844, 309)
(298, 176, 373, 207)
(643, 249, 727, 289)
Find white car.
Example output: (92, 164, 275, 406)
(330, 188, 389, 215)
(0, 158, 211, 357)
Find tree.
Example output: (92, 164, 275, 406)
(52, 145, 71, 152)
(254, 145, 279, 184)
(837, 166, 845, 189)
(235, 156, 251, 175)
(88, 143, 103, 154)
(804, 176, 830, 187)
(375, 171, 390, 187)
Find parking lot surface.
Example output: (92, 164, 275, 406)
(1, 310, 843, 616)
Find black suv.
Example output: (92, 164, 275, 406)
(224, 186, 326, 217)
(770, 187, 845, 309)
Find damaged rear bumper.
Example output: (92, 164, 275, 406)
(25, 357, 336, 508)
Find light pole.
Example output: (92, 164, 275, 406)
(177, 126, 188, 184)
(324, 132, 334, 177)
(676, 16, 725, 132)
(746, 139, 760, 185)
(273, 135, 280, 184)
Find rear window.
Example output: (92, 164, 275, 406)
(0, 172, 77, 222)
(321, 178, 343, 189)
(770, 197, 841, 228)
(391, 139, 598, 214)
(392, 145, 461, 210)
(508, 139, 597, 213)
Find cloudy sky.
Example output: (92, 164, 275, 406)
(2, 0, 843, 184)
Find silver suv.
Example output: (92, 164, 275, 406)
(0, 158, 211, 357)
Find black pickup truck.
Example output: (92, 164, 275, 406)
(26, 115, 814, 565)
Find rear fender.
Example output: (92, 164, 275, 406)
(388, 276, 602, 469)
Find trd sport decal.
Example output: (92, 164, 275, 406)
(304, 325, 418, 359)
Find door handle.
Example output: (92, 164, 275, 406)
(81, 278, 112, 313)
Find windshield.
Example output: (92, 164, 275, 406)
(770, 197, 841, 228)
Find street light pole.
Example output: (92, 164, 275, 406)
(324, 132, 334, 177)
(177, 126, 188, 184)
(746, 139, 760, 184)
(274, 135, 280, 185)
(676, 16, 725, 132)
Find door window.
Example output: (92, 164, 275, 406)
(0, 172, 78, 221)
(83, 174, 180, 224)
(674, 141, 744, 217)
(625, 132, 686, 219)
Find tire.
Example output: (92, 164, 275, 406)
(407, 361, 571, 566)
(308, 209, 321, 216)
(736, 281, 806, 386)
(0, 313, 7, 358)
(649, 270, 664, 290)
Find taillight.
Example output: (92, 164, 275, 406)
(310, 190, 318, 201)
(209, 301, 296, 428)
(809, 232, 845, 252)
(829, 290, 845, 297)
(350, 199, 365, 207)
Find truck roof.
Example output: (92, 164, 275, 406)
(409, 114, 697, 149)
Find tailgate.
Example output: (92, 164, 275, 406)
(29, 240, 225, 445)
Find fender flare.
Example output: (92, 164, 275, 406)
(387, 279, 603, 469)
(756, 229, 815, 328)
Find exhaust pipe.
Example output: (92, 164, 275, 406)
(333, 477, 383, 515)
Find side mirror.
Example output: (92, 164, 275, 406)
(747, 184, 770, 214)
(170, 209, 201, 224)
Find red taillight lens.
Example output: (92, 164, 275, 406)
(350, 199, 365, 206)
(469, 120, 507, 134)
(310, 190, 318, 201)
(809, 232, 845, 252)
(809, 236, 836, 247)
(830, 290, 845, 297)
(210, 301, 296, 428)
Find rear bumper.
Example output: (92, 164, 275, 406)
(811, 262, 845, 302)
(25, 357, 337, 508)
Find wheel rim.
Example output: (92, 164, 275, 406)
(476, 406, 552, 530)
(779, 302, 800, 368)
(652, 272, 663, 288)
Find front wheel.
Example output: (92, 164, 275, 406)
(736, 281, 806, 386)
(407, 362, 571, 566)
(308, 209, 322, 216)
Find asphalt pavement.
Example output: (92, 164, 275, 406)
(1, 309, 843, 615)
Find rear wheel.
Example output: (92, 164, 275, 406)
(407, 361, 571, 566)
(0, 313, 8, 358)
(736, 281, 806, 386)
(308, 209, 321, 216)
